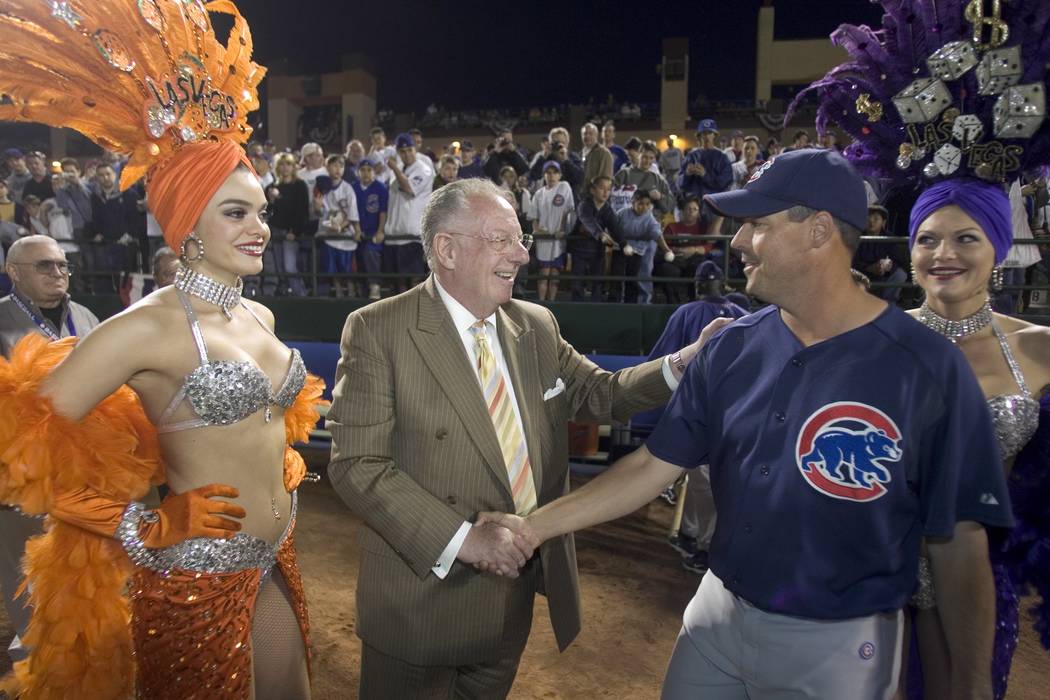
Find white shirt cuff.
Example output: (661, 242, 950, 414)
(432, 521, 471, 579)
(661, 355, 680, 391)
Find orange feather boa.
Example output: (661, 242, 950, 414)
(0, 334, 326, 698)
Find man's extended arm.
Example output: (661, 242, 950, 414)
(483, 446, 682, 549)
(928, 521, 996, 700)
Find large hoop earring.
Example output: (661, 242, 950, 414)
(180, 233, 204, 263)
(990, 265, 1004, 292)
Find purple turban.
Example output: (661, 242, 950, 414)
(908, 179, 1012, 264)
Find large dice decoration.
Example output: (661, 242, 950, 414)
(993, 83, 1045, 139)
(951, 114, 985, 147)
(926, 41, 978, 81)
(977, 46, 1022, 96)
(893, 78, 953, 124)
(933, 144, 963, 176)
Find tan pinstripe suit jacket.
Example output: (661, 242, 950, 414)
(327, 276, 671, 666)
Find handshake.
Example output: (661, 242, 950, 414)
(456, 512, 542, 578)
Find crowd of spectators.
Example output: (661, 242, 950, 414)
(2, 118, 1048, 312)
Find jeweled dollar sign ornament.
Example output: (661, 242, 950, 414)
(964, 0, 1009, 50)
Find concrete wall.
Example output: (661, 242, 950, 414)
(754, 5, 846, 102)
(265, 68, 377, 150)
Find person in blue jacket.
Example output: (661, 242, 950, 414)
(676, 119, 732, 207)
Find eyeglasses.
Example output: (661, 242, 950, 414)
(10, 260, 73, 275)
(446, 230, 534, 252)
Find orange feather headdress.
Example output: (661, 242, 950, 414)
(0, 0, 266, 249)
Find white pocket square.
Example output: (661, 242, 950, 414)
(543, 378, 566, 401)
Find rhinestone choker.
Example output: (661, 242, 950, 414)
(917, 299, 993, 344)
(174, 266, 243, 320)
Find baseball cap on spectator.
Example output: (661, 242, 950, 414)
(3, 148, 23, 160)
(314, 174, 335, 195)
(868, 203, 889, 218)
(543, 160, 561, 173)
(624, 137, 642, 151)
(731, 129, 744, 138)
(301, 142, 322, 158)
(696, 119, 719, 134)
(703, 149, 868, 233)
(460, 141, 475, 151)
(358, 157, 375, 168)
(695, 260, 723, 280)
(394, 133, 414, 150)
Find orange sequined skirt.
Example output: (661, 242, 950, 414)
(129, 519, 309, 699)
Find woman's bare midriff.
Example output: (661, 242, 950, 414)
(159, 409, 292, 544)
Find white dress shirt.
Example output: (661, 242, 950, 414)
(431, 278, 528, 577)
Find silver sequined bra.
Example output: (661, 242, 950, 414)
(987, 323, 1039, 461)
(156, 289, 306, 433)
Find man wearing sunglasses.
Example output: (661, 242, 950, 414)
(0, 234, 99, 666)
(328, 178, 703, 698)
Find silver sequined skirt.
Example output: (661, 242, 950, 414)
(137, 491, 297, 575)
(909, 555, 937, 610)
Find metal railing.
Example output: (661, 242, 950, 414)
(64, 231, 1050, 313)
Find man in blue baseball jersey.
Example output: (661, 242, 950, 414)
(481, 149, 1011, 699)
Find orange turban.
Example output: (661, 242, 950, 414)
(147, 140, 257, 252)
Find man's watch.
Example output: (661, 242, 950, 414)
(669, 350, 686, 374)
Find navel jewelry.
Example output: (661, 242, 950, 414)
(179, 232, 205, 262)
(271, 497, 281, 521)
(173, 265, 243, 320)
(917, 299, 993, 343)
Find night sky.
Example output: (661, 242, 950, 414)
(245, 0, 884, 112)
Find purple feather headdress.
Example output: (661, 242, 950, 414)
(789, 0, 1050, 185)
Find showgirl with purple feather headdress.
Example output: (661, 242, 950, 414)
(794, 3, 1050, 700)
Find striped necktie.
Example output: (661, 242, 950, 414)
(470, 320, 537, 515)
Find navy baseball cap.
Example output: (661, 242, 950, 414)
(394, 133, 414, 150)
(695, 260, 723, 280)
(3, 148, 23, 160)
(704, 149, 868, 233)
(358, 157, 375, 168)
(696, 118, 718, 133)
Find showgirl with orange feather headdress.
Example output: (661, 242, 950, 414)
(0, 3, 326, 699)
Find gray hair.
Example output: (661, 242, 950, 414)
(7, 234, 61, 265)
(785, 205, 863, 254)
(421, 178, 507, 267)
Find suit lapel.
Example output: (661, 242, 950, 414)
(496, 307, 545, 494)
(408, 279, 512, 497)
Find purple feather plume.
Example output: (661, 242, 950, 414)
(791, 0, 1050, 186)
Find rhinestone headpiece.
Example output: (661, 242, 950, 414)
(174, 266, 243, 320)
(0, 1, 265, 191)
(917, 299, 993, 343)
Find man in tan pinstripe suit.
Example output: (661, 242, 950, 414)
(327, 178, 704, 698)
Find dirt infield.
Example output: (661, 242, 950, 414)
(2, 474, 1047, 699)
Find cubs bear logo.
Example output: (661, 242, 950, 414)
(795, 401, 902, 502)
(746, 157, 775, 184)
(365, 193, 380, 214)
(552, 194, 565, 207)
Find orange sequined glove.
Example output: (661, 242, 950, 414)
(49, 484, 246, 546)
